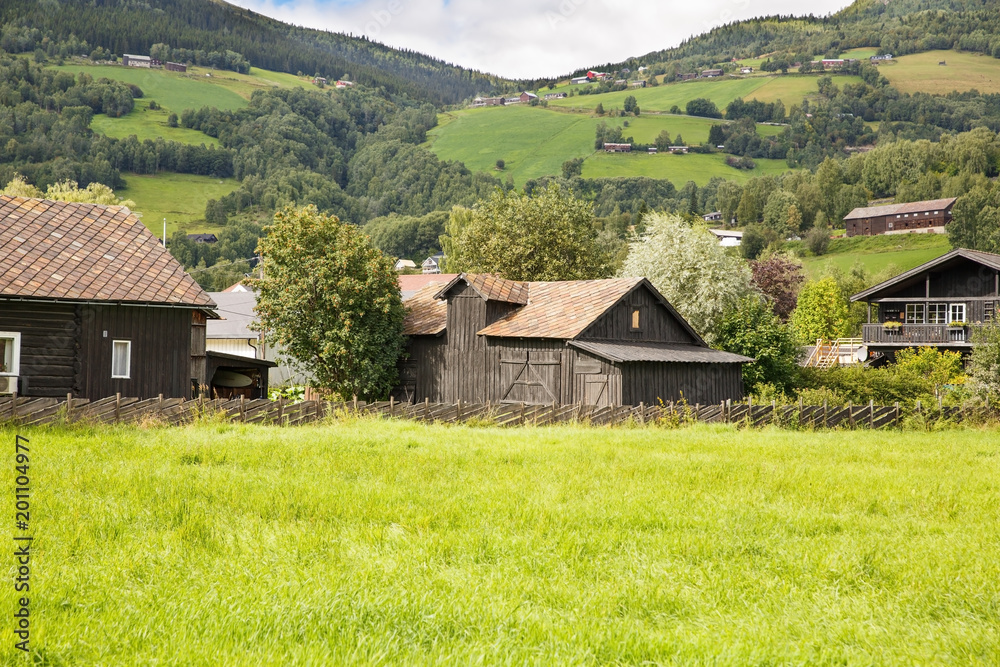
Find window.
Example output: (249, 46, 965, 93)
(0, 332, 21, 376)
(928, 303, 948, 324)
(905, 304, 925, 324)
(112, 340, 131, 379)
(950, 303, 966, 323)
(630, 308, 641, 331)
(887, 222, 894, 230)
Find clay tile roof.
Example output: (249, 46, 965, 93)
(0, 196, 215, 308)
(478, 278, 643, 339)
(843, 197, 957, 221)
(434, 273, 529, 304)
(403, 283, 448, 335)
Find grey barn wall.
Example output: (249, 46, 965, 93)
(579, 284, 696, 343)
(619, 361, 744, 406)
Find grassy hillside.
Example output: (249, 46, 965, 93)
(879, 50, 1000, 95)
(426, 106, 794, 186)
(3, 420, 998, 663)
(90, 100, 222, 146)
(118, 172, 239, 237)
(546, 74, 863, 114)
(582, 152, 794, 186)
(797, 233, 952, 279)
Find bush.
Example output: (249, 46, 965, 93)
(805, 226, 830, 255)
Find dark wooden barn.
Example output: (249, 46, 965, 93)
(843, 198, 956, 237)
(0, 196, 218, 399)
(395, 273, 751, 406)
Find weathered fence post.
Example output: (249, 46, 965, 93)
(457, 398, 463, 421)
(389, 396, 395, 418)
(895, 401, 900, 427)
(869, 399, 874, 428)
(115, 392, 121, 422)
(639, 402, 645, 424)
(823, 399, 828, 428)
(9, 391, 15, 420)
(424, 397, 430, 419)
(239, 394, 245, 422)
(353, 394, 358, 413)
(848, 401, 854, 428)
(277, 397, 284, 423)
(66, 392, 73, 421)
(519, 402, 525, 425)
(158, 393, 164, 420)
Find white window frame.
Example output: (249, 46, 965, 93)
(950, 303, 966, 323)
(905, 304, 925, 324)
(928, 303, 948, 325)
(112, 340, 131, 379)
(0, 332, 21, 376)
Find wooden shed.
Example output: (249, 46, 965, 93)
(394, 274, 750, 406)
(0, 196, 217, 399)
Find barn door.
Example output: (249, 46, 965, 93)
(582, 374, 620, 407)
(393, 362, 417, 403)
(499, 350, 561, 404)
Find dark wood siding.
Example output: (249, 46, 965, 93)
(444, 283, 487, 402)
(620, 362, 744, 406)
(80, 305, 194, 399)
(488, 338, 569, 404)
(0, 301, 79, 397)
(579, 284, 696, 343)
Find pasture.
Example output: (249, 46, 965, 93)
(797, 232, 953, 279)
(117, 172, 238, 236)
(426, 106, 793, 186)
(2, 420, 998, 664)
(89, 99, 221, 147)
(879, 50, 1000, 95)
(582, 152, 795, 186)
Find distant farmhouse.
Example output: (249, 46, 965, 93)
(709, 229, 743, 247)
(630, 80, 646, 88)
(394, 273, 751, 406)
(122, 54, 153, 68)
(604, 143, 632, 153)
(870, 54, 893, 62)
(843, 198, 957, 237)
(571, 76, 590, 85)
(422, 254, 445, 274)
(678, 73, 697, 81)
(186, 233, 218, 244)
(165, 61, 187, 72)
(544, 92, 567, 100)
(519, 91, 538, 103)
(740, 66, 754, 74)
(811, 58, 858, 69)
(471, 96, 506, 107)
(335, 80, 354, 88)
(701, 69, 724, 78)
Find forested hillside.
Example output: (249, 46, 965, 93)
(0, 0, 519, 106)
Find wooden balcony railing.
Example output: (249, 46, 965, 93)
(862, 323, 974, 345)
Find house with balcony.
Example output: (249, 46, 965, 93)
(851, 249, 1000, 360)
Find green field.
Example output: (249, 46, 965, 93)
(3, 420, 998, 663)
(798, 232, 952, 279)
(583, 152, 795, 186)
(90, 99, 221, 146)
(427, 106, 793, 186)
(545, 74, 863, 114)
(880, 50, 1000, 95)
(118, 172, 238, 236)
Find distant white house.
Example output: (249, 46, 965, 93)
(122, 54, 152, 68)
(571, 76, 590, 85)
(394, 259, 417, 272)
(709, 229, 743, 247)
(703, 211, 723, 222)
(422, 254, 445, 274)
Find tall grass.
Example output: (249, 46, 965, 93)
(2, 421, 998, 664)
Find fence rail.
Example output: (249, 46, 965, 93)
(0, 394, 995, 429)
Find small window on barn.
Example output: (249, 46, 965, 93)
(631, 308, 641, 331)
(0, 332, 21, 376)
(112, 340, 131, 379)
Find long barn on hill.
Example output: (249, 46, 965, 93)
(395, 273, 751, 407)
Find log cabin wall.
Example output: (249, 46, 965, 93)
(0, 301, 79, 397)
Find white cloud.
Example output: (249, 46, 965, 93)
(228, 0, 852, 79)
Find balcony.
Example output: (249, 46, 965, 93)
(862, 323, 975, 345)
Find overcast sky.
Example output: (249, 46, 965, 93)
(228, 0, 852, 79)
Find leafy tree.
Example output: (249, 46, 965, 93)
(762, 190, 799, 235)
(365, 210, 448, 261)
(716, 181, 742, 225)
(495, 159, 505, 171)
(439, 205, 473, 273)
(167, 113, 179, 128)
(968, 321, 1000, 398)
(2, 175, 134, 207)
(654, 130, 672, 152)
(250, 205, 405, 400)
(562, 157, 584, 179)
(740, 225, 775, 260)
(805, 225, 830, 255)
(717, 296, 800, 395)
(790, 277, 849, 343)
(749, 254, 803, 321)
(447, 184, 608, 281)
(948, 183, 1000, 253)
(620, 212, 754, 343)
(595, 102, 605, 115)
(685, 98, 721, 118)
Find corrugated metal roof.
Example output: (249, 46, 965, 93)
(569, 340, 753, 364)
(0, 196, 215, 308)
(206, 291, 259, 339)
(843, 197, 957, 221)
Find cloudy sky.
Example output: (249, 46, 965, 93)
(228, 0, 852, 79)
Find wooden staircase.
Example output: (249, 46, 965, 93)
(805, 338, 864, 368)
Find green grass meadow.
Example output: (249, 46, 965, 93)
(118, 172, 239, 236)
(90, 99, 221, 147)
(427, 106, 795, 186)
(799, 232, 952, 279)
(2, 420, 999, 664)
(880, 50, 1000, 96)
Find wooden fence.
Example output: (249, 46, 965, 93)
(0, 394, 995, 429)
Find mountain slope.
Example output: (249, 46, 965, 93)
(0, 0, 519, 106)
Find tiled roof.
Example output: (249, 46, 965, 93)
(434, 273, 530, 304)
(569, 340, 752, 364)
(0, 196, 215, 307)
(478, 278, 643, 339)
(398, 273, 458, 301)
(843, 197, 957, 221)
(403, 283, 448, 335)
